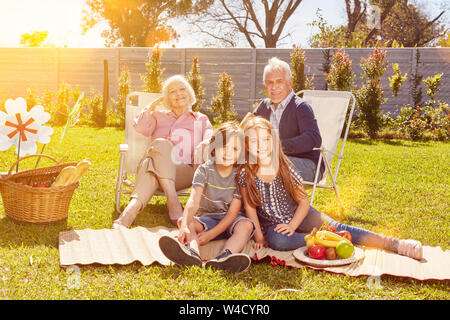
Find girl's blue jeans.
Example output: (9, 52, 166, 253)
(262, 207, 399, 252)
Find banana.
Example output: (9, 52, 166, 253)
(314, 237, 340, 248)
(317, 230, 348, 242)
(304, 234, 316, 249)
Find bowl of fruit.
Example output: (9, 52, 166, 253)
(293, 226, 365, 267)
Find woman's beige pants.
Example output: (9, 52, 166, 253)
(131, 138, 194, 207)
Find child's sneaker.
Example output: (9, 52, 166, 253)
(158, 236, 203, 267)
(397, 239, 423, 260)
(205, 249, 251, 273)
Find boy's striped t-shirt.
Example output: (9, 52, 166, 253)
(191, 160, 242, 216)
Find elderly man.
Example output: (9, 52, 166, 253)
(253, 57, 324, 182)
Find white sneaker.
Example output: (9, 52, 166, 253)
(397, 239, 423, 260)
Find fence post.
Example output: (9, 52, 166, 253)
(115, 47, 120, 98)
(250, 48, 257, 111)
(181, 48, 186, 74)
(55, 47, 60, 91)
(410, 47, 417, 106)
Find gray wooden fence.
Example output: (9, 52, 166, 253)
(0, 47, 448, 117)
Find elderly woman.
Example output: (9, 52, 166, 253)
(113, 75, 213, 228)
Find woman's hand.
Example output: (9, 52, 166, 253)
(197, 230, 214, 246)
(148, 96, 164, 112)
(274, 223, 296, 237)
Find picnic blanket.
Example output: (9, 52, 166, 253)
(58, 226, 450, 281)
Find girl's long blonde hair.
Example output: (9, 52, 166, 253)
(239, 116, 307, 208)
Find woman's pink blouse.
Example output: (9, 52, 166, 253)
(134, 108, 213, 165)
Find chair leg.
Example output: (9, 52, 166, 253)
(323, 155, 345, 211)
(333, 185, 345, 210)
(310, 152, 324, 206)
(115, 152, 127, 214)
(115, 190, 123, 214)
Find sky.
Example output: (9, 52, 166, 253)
(0, 0, 447, 48)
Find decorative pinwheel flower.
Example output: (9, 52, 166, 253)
(0, 97, 53, 157)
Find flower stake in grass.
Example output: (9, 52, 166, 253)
(60, 92, 84, 144)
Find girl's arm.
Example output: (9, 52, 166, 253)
(179, 186, 203, 244)
(197, 198, 241, 246)
(274, 191, 310, 236)
(240, 186, 267, 249)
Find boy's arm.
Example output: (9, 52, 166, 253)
(179, 186, 203, 243)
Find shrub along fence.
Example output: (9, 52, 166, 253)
(0, 47, 449, 117)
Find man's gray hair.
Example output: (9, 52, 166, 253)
(263, 57, 292, 83)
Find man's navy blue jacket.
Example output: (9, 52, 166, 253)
(253, 94, 325, 177)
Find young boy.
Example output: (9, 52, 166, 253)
(158, 122, 255, 273)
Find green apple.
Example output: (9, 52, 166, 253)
(336, 240, 354, 259)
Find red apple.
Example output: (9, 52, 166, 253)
(337, 231, 352, 243)
(308, 245, 326, 260)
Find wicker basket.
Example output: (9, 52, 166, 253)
(0, 154, 79, 224)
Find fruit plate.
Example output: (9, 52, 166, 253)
(293, 246, 365, 268)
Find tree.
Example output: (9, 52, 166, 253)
(308, 8, 367, 48)
(310, 0, 447, 48)
(19, 30, 53, 47)
(377, 0, 447, 47)
(189, 0, 304, 48)
(437, 31, 450, 47)
(81, 0, 195, 47)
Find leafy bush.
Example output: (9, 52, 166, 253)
(389, 63, 407, 98)
(291, 46, 305, 93)
(141, 46, 164, 93)
(37, 83, 83, 126)
(371, 71, 449, 142)
(423, 73, 443, 101)
(112, 67, 131, 128)
(186, 56, 206, 112)
(354, 48, 388, 139)
(89, 91, 106, 128)
(326, 48, 355, 91)
(209, 71, 237, 125)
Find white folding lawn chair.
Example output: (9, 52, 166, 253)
(295, 90, 356, 210)
(115, 92, 190, 214)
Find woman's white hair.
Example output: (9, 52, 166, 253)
(162, 75, 197, 110)
(263, 57, 292, 83)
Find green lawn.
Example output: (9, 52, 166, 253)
(0, 126, 449, 300)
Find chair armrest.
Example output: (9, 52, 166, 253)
(119, 144, 129, 153)
(313, 146, 345, 159)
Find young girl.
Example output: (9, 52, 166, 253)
(238, 116, 423, 260)
(159, 122, 256, 273)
